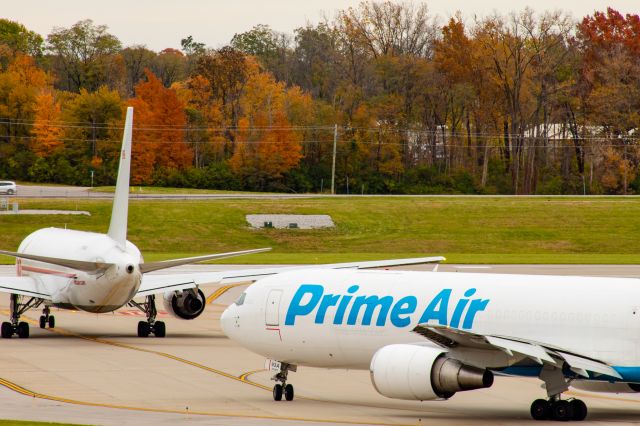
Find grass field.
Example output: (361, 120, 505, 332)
(1, 196, 640, 264)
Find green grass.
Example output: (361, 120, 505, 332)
(1, 196, 640, 264)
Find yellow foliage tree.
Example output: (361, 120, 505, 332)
(31, 91, 64, 157)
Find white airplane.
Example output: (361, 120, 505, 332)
(220, 267, 640, 422)
(0, 106, 443, 339)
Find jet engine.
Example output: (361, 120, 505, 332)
(370, 344, 493, 400)
(163, 288, 206, 320)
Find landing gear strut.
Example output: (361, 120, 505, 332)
(2, 294, 42, 338)
(271, 362, 296, 401)
(39, 305, 55, 329)
(530, 365, 588, 421)
(129, 295, 165, 338)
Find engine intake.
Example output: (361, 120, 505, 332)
(163, 288, 206, 320)
(370, 344, 493, 400)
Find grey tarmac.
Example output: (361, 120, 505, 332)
(0, 264, 638, 425)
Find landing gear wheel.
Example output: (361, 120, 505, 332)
(48, 315, 55, 328)
(550, 400, 572, 421)
(273, 384, 283, 401)
(153, 321, 166, 338)
(530, 399, 550, 420)
(570, 399, 587, 421)
(39, 315, 46, 329)
(137, 321, 150, 337)
(284, 384, 294, 401)
(16, 322, 29, 338)
(1, 322, 12, 338)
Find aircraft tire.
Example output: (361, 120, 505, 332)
(154, 321, 166, 338)
(570, 399, 587, 421)
(530, 399, 550, 420)
(1, 322, 12, 338)
(137, 321, 150, 337)
(284, 384, 294, 401)
(39, 316, 46, 329)
(550, 400, 572, 421)
(17, 322, 29, 338)
(48, 315, 55, 328)
(273, 384, 283, 401)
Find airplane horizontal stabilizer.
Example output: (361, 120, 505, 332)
(0, 250, 113, 273)
(139, 248, 271, 274)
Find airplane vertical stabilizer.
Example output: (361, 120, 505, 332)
(108, 106, 133, 249)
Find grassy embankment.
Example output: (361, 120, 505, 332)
(1, 196, 639, 264)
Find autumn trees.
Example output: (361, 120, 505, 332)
(0, 4, 639, 194)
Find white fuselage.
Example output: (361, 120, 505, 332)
(17, 227, 142, 313)
(221, 269, 640, 380)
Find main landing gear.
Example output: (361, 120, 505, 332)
(530, 364, 588, 421)
(129, 295, 165, 338)
(1, 294, 43, 339)
(39, 305, 55, 329)
(272, 362, 297, 401)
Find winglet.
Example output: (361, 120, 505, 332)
(108, 107, 133, 249)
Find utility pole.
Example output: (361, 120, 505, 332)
(331, 124, 337, 194)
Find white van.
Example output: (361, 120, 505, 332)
(0, 181, 17, 195)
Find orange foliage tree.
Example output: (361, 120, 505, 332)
(129, 70, 192, 184)
(229, 70, 303, 183)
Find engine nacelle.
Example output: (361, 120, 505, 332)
(163, 288, 206, 320)
(370, 344, 493, 400)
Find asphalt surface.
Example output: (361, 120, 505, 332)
(0, 264, 638, 425)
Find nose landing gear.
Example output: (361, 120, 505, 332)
(129, 295, 166, 337)
(39, 306, 55, 329)
(271, 362, 296, 401)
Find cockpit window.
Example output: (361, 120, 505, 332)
(235, 292, 247, 306)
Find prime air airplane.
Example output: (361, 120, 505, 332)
(221, 267, 640, 421)
(0, 107, 442, 340)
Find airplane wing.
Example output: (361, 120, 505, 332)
(0, 276, 51, 299)
(136, 256, 445, 297)
(413, 323, 622, 380)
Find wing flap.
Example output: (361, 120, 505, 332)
(486, 336, 556, 365)
(136, 275, 197, 297)
(413, 324, 618, 379)
(0, 277, 50, 299)
(555, 351, 622, 379)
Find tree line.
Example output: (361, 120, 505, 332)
(0, 3, 639, 194)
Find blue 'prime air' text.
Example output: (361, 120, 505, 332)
(284, 285, 490, 329)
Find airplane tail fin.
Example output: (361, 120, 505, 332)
(108, 106, 133, 249)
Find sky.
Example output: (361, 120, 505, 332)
(3, 0, 638, 51)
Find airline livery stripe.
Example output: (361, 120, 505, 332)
(21, 265, 76, 278)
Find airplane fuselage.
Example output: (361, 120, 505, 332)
(17, 227, 142, 313)
(221, 268, 640, 382)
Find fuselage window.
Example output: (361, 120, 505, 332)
(235, 292, 247, 306)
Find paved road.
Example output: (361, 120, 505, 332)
(11, 184, 640, 200)
(0, 265, 638, 425)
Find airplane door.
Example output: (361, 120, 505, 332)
(265, 289, 283, 326)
